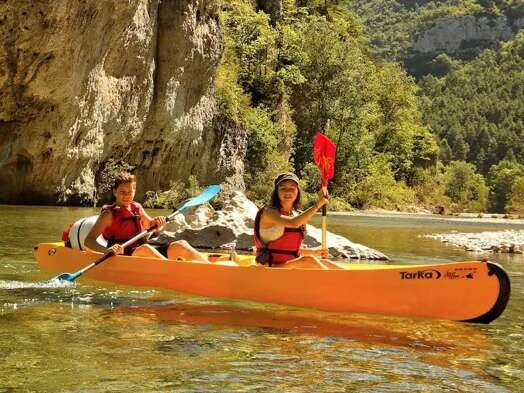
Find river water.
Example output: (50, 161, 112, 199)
(1, 205, 523, 392)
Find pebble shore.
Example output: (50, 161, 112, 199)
(424, 230, 524, 254)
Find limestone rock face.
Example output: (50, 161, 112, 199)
(412, 15, 518, 55)
(0, 0, 246, 205)
(156, 191, 389, 260)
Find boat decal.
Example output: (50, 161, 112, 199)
(399, 270, 441, 280)
(444, 267, 478, 280)
(48, 248, 56, 256)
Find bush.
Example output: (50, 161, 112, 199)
(244, 149, 292, 206)
(348, 155, 416, 210)
(487, 159, 524, 213)
(506, 176, 524, 214)
(411, 165, 452, 210)
(326, 197, 352, 211)
(444, 161, 489, 212)
(143, 176, 201, 209)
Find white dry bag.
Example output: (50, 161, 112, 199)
(69, 215, 107, 250)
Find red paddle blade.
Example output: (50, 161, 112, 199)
(313, 132, 336, 186)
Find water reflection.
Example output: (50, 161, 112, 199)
(113, 303, 455, 350)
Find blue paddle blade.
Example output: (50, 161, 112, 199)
(53, 272, 81, 282)
(178, 184, 221, 214)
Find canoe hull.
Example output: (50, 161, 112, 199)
(35, 243, 510, 323)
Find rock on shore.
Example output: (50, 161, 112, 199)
(155, 191, 389, 260)
(424, 230, 524, 254)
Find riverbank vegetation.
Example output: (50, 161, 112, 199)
(211, 0, 523, 215)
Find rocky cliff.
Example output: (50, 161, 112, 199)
(412, 14, 523, 55)
(0, 0, 246, 205)
(404, 13, 523, 77)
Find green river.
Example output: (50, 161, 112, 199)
(1, 205, 523, 392)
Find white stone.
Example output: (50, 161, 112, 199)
(155, 191, 389, 260)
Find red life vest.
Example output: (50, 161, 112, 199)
(254, 207, 305, 266)
(102, 202, 145, 248)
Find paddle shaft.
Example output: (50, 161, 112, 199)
(321, 205, 327, 252)
(72, 228, 153, 276)
(321, 184, 328, 253)
(52, 184, 221, 282)
(68, 211, 180, 279)
(63, 201, 190, 280)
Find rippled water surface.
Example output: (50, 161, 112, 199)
(1, 205, 523, 392)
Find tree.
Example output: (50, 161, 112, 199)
(348, 155, 416, 209)
(487, 160, 524, 213)
(439, 138, 452, 164)
(419, 32, 524, 177)
(444, 161, 489, 212)
(506, 176, 524, 214)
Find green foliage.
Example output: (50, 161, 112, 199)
(348, 155, 417, 209)
(486, 159, 524, 212)
(215, 59, 250, 124)
(300, 162, 322, 194)
(187, 175, 202, 198)
(419, 33, 524, 177)
(217, 0, 296, 204)
(411, 164, 452, 209)
(326, 197, 354, 211)
(443, 161, 489, 212)
(143, 176, 202, 209)
(286, 13, 436, 191)
(506, 176, 524, 214)
(220, 0, 278, 103)
(215, 0, 522, 214)
(346, 0, 518, 65)
(244, 149, 293, 206)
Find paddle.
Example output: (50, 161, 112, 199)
(313, 132, 336, 255)
(50, 184, 222, 283)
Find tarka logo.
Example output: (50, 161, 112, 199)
(400, 270, 441, 280)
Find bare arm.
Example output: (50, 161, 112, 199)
(84, 210, 112, 253)
(140, 209, 155, 229)
(140, 208, 166, 230)
(299, 247, 329, 258)
(260, 193, 328, 229)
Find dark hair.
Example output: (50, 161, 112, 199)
(113, 172, 136, 190)
(268, 180, 302, 210)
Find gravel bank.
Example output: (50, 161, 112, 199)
(424, 230, 524, 254)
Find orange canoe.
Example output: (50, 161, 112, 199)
(34, 243, 510, 323)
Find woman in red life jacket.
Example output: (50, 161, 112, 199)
(254, 172, 338, 269)
(84, 172, 207, 262)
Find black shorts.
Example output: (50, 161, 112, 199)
(149, 243, 169, 257)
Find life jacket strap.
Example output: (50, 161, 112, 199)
(256, 247, 300, 266)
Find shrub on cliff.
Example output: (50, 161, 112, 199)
(143, 176, 201, 209)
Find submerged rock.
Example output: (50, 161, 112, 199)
(155, 191, 388, 261)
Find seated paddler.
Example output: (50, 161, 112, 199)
(84, 172, 207, 262)
(254, 172, 338, 269)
